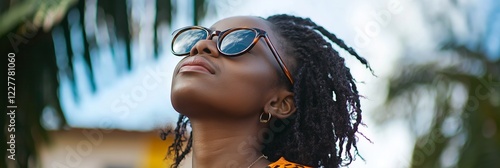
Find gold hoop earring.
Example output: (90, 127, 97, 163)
(260, 112, 271, 123)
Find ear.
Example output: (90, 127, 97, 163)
(265, 90, 296, 119)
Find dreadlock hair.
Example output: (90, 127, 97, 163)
(162, 14, 373, 168)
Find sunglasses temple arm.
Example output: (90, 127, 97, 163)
(263, 36, 294, 84)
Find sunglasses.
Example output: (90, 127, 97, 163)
(171, 26, 294, 85)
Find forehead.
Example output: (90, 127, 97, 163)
(209, 16, 283, 52)
(210, 16, 273, 32)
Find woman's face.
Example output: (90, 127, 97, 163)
(171, 16, 286, 119)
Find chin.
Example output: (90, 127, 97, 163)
(170, 77, 262, 118)
(171, 84, 199, 113)
(171, 82, 217, 118)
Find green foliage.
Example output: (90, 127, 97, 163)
(381, 2, 500, 166)
(1, 0, 209, 167)
(379, 0, 500, 166)
(0, 0, 76, 37)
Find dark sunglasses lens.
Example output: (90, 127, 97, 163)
(172, 29, 207, 54)
(220, 30, 256, 55)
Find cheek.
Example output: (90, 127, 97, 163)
(215, 59, 278, 110)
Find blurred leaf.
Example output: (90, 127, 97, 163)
(0, 0, 76, 37)
(380, 1, 500, 167)
(1, 0, 214, 167)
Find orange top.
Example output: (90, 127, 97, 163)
(267, 157, 312, 168)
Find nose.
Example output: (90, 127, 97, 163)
(189, 39, 220, 57)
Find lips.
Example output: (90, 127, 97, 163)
(179, 56, 216, 74)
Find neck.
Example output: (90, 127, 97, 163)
(189, 117, 270, 168)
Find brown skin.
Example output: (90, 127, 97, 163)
(171, 16, 296, 167)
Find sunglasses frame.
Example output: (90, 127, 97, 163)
(171, 26, 294, 85)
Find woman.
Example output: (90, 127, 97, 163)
(165, 14, 372, 167)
